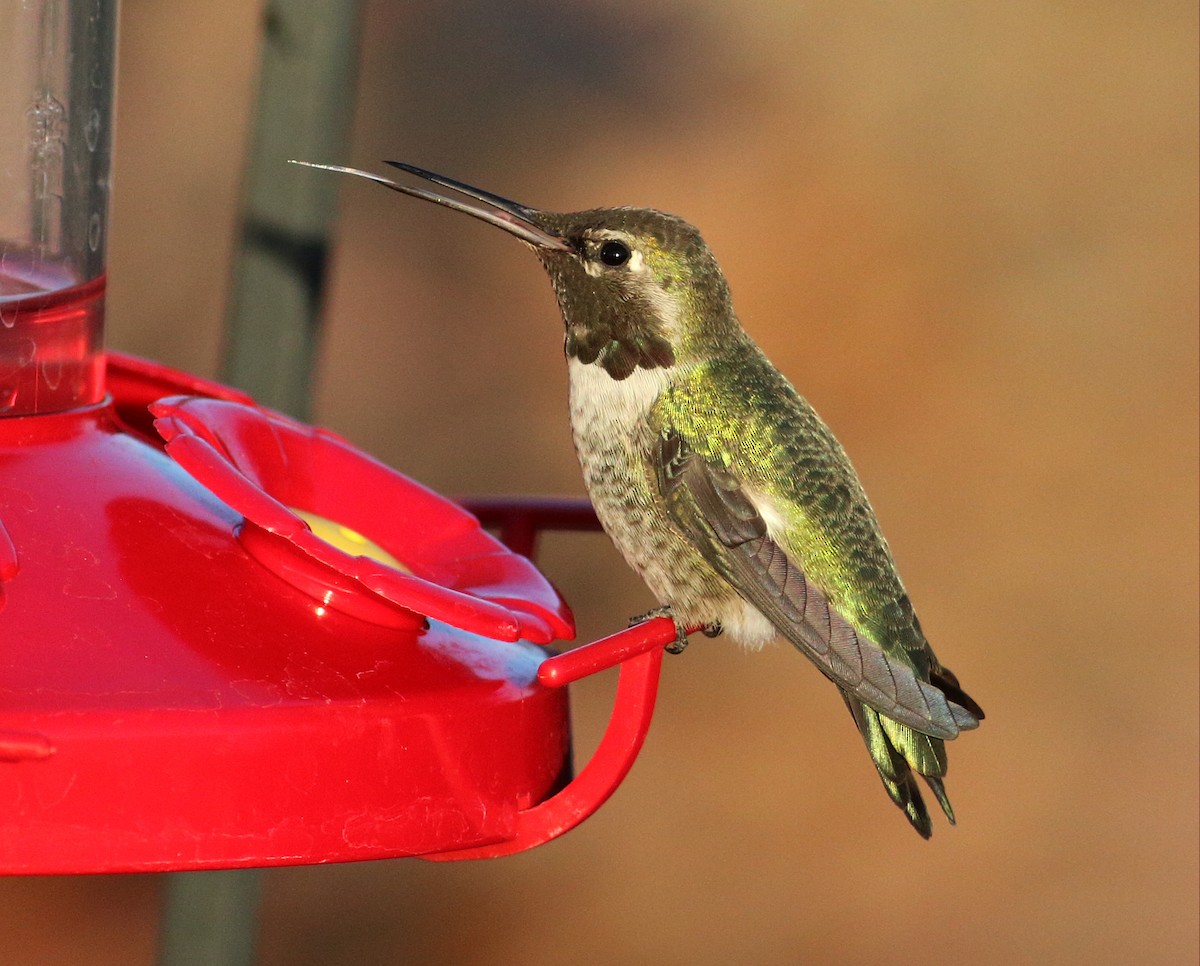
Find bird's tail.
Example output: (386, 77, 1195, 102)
(842, 694, 953, 839)
(842, 665, 984, 837)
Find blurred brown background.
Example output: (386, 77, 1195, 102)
(3, 0, 1197, 963)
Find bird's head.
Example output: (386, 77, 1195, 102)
(293, 160, 741, 380)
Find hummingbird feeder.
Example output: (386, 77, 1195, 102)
(0, 0, 681, 875)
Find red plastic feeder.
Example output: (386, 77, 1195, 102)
(0, 352, 679, 872)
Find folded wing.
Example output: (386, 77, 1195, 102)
(652, 429, 980, 740)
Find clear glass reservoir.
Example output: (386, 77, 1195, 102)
(0, 1, 116, 415)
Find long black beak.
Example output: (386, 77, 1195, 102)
(289, 160, 572, 253)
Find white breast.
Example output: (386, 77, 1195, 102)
(566, 358, 671, 440)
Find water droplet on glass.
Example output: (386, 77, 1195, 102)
(27, 95, 66, 164)
(27, 94, 65, 137)
(0, 339, 35, 412)
(85, 108, 101, 152)
(88, 213, 102, 252)
(12, 339, 35, 368)
(40, 356, 63, 391)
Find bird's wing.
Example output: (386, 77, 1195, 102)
(652, 429, 978, 740)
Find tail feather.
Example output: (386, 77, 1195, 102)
(843, 681, 975, 836)
(843, 694, 938, 838)
(922, 774, 955, 825)
(879, 716, 947, 778)
(930, 666, 986, 722)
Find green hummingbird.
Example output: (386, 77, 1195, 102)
(292, 159, 984, 837)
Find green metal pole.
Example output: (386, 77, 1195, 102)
(219, 0, 362, 418)
(157, 870, 264, 966)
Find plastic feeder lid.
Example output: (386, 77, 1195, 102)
(0, 353, 592, 872)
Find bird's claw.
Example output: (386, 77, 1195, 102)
(628, 604, 673, 628)
(627, 606, 719, 654)
(664, 630, 689, 655)
(629, 605, 687, 652)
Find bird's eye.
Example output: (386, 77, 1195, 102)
(599, 240, 632, 267)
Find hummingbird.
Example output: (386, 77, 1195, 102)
(292, 159, 984, 837)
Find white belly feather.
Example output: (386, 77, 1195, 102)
(565, 357, 778, 649)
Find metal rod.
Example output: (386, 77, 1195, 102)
(220, 0, 362, 417)
(156, 870, 263, 966)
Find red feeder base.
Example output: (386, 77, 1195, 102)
(0, 354, 580, 873)
(0, 353, 678, 872)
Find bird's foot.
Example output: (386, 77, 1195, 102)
(627, 607, 721, 654)
(664, 628, 689, 655)
(628, 604, 674, 628)
(629, 605, 688, 653)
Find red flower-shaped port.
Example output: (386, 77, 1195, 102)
(149, 395, 574, 644)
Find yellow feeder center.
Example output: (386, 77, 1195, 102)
(292, 509, 410, 572)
